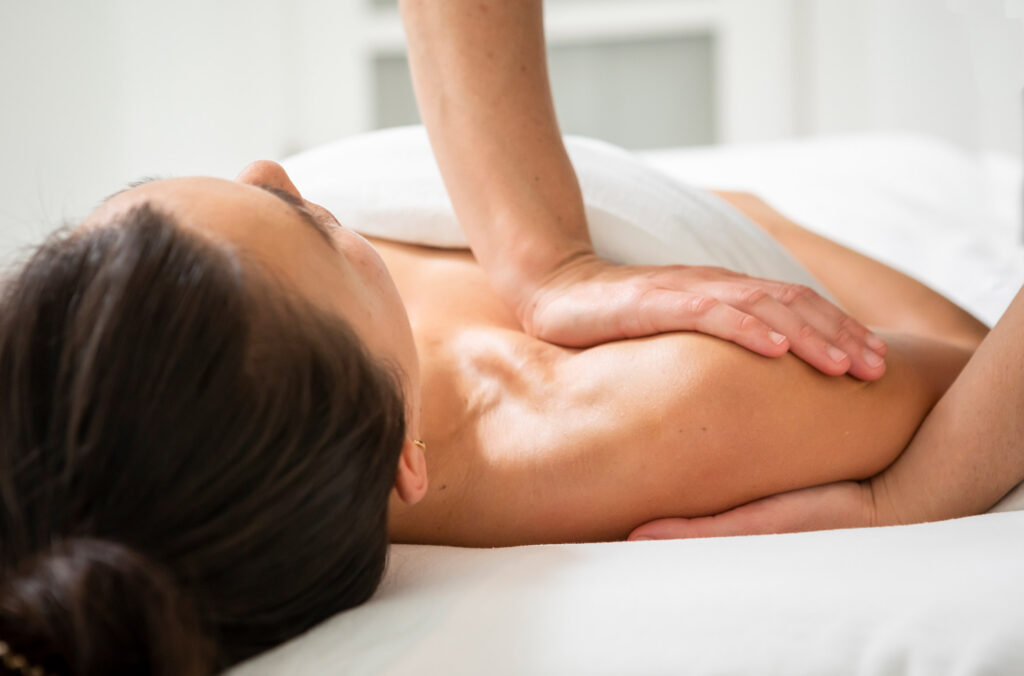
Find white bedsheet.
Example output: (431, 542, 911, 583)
(233, 132, 1024, 675)
(235, 512, 1024, 675)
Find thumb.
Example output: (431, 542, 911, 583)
(627, 513, 754, 541)
(627, 496, 796, 541)
(627, 517, 702, 541)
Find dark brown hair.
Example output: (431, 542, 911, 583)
(0, 204, 407, 674)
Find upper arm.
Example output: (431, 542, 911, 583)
(655, 330, 970, 515)
(567, 329, 971, 534)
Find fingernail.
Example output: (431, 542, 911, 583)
(769, 331, 787, 345)
(827, 345, 848, 363)
(866, 334, 886, 351)
(863, 347, 883, 368)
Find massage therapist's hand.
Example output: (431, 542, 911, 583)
(525, 252, 887, 379)
(401, 0, 886, 379)
(626, 480, 888, 541)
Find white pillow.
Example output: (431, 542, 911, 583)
(281, 125, 832, 298)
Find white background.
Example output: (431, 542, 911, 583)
(0, 0, 1021, 263)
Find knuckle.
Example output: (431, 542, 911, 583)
(779, 284, 815, 305)
(833, 328, 853, 345)
(797, 323, 818, 341)
(688, 294, 718, 315)
(837, 314, 864, 335)
(737, 313, 760, 332)
(736, 286, 768, 307)
(776, 285, 800, 305)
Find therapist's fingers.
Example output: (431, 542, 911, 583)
(524, 258, 887, 380)
(709, 283, 852, 377)
(628, 515, 750, 540)
(627, 497, 799, 540)
(627, 481, 877, 541)
(638, 288, 791, 357)
(804, 310, 887, 381)
(717, 280, 886, 380)
(765, 281, 887, 379)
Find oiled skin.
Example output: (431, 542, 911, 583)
(383, 197, 974, 546)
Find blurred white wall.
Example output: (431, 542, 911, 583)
(0, 0, 365, 263)
(798, 0, 1024, 154)
(0, 0, 1021, 264)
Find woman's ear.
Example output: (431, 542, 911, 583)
(394, 439, 428, 504)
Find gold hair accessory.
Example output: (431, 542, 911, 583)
(0, 640, 51, 676)
(412, 439, 426, 452)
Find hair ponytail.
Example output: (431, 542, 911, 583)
(0, 538, 213, 675)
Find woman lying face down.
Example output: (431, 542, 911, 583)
(0, 161, 988, 672)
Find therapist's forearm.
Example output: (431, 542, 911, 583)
(398, 0, 890, 380)
(400, 0, 591, 309)
(871, 285, 1024, 525)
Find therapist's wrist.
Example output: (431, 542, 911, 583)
(511, 247, 601, 333)
(481, 214, 596, 321)
(866, 472, 935, 528)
